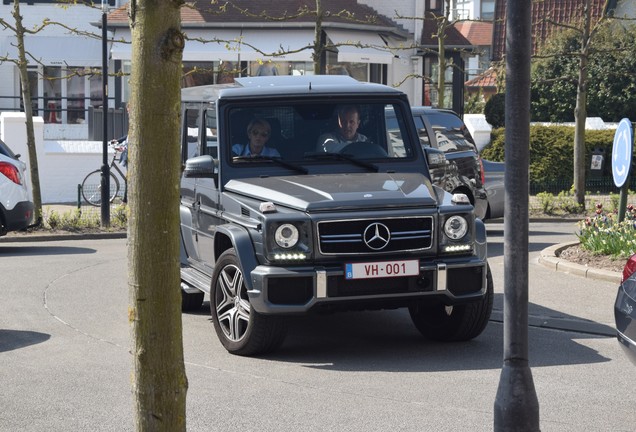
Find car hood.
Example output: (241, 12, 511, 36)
(224, 172, 437, 211)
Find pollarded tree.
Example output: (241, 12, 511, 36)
(126, 0, 187, 430)
(530, 0, 636, 207)
(531, 22, 636, 122)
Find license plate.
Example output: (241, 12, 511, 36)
(345, 259, 420, 280)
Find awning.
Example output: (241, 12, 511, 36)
(3, 36, 102, 67)
(111, 29, 315, 63)
(236, 30, 314, 62)
(111, 39, 241, 62)
(325, 29, 394, 64)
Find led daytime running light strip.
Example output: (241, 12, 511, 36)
(443, 244, 472, 253)
(274, 253, 307, 260)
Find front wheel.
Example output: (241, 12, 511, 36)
(81, 170, 120, 206)
(409, 264, 493, 341)
(210, 248, 287, 356)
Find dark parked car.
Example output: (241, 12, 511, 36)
(481, 158, 505, 220)
(408, 107, 488, 220)
(412, 108, 505, 220)
(179, 75, 492, 356)
(615, 255, 636, 364)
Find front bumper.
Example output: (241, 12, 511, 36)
(248, 256, 488, 314)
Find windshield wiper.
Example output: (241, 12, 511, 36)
(232, 155, 308, 174)
(303, 152, 379, 172)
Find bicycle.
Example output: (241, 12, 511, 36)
(81, 141, 128, 206)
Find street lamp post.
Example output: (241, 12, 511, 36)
(100, 0, 110, 226)
(494, 0, 540, 430)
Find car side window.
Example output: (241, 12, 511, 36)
(204, 110, 218, 158)
(413, 116, 432, 148)
(427, 112, 478, 154)
(184, 108, 201, 160)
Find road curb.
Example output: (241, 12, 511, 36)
(538, 241, 621, 284)
(0, 231, 126, 243)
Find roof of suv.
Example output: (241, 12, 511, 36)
(181, 75, 404, 103)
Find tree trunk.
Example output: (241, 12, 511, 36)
(313, 0, 325, 75)
(573, 0, 592, 208)
(437, 19, 446, 108)
(436, 0, 451, 108)
(12, 0, 42, 224)
(573, 53, 588, 208)
(127, 0, 187, 430)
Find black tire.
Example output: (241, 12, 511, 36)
(181, 289, 204, 311)
(409, 263, 494, 341)
(81, 170, 120, 206)
(210, 248, 287, 356)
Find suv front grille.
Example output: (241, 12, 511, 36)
(317, 216, 433, 255)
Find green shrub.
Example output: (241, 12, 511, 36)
(555, 190, 583, 214)
(42, 205, 127, 231)
(484, 93, 505, 128)
(535, 191, 556, 214)
(480, 124, 615, 185)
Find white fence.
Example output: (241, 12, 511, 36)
(1, 112, 124, 204)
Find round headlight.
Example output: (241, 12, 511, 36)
(444, 215, 468, 240)
(275, 223, 299, 248)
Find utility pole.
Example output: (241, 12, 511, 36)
(100, 0, 110, 227)
(493, 0, 540, 430)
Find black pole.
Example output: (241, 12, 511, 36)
(493, 0, 540, 430)
(100, 6, 110, 226)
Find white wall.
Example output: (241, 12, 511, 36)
(361, 0, 421, 36)
(1, 112, 124, 204)
(0, 4, 102, 36)
(615, 0, 636, 19)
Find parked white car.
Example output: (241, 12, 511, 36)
(0, 138, 34, 236)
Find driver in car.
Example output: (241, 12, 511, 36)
(316, 105, 368, 153)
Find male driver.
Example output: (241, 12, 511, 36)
(317, 105, 367, 153)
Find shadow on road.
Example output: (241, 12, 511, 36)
(0, 329, 51, 353)
(184, 301, 613, 372)
(0, 245, 97, 256)
(273, 311, 610, 371)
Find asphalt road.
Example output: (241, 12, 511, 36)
(1, 221, 634, 431)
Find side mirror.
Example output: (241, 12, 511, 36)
(184, 155, 217, 179)
(424, 147, 448, 169)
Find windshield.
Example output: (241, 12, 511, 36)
(226, 102, 415, 164)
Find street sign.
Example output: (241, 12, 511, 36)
(612, 118, 633, 188)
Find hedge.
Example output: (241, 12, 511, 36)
(480, 125, 618, 191)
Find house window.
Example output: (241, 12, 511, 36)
(67, 68, 87, 124)
(451, 0, 471, 20)
(325, 51, 369, 82)
(43, 66, 62, 124)
(22, 65, 103, 125)
(481, 0, 495, 20)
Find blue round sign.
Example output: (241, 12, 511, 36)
(612, 118, 633, 188)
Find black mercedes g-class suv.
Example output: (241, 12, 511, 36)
(179, 75, 492, 356)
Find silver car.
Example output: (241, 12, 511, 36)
(0, 139, 34, 235)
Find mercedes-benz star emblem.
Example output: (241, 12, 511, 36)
(363, 222, 391, 250)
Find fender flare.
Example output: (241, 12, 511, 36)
(215, 224, 259, 291)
